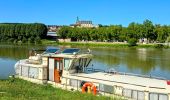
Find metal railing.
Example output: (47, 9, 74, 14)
(85, 67, 166, 80)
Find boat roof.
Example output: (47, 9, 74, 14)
(64, 72, 170, 93)
(42, 48, 92, 59)
(42, 53, 93, 59)
(43, 47, 60, 54)
(61, 48, 80, 54)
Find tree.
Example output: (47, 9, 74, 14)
(143, 20, 156, 42)
(0, 23, 47, 43)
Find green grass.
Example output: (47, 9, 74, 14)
(41, 39, 169, 48)
(0, 78, 123, 100)
(1, 39, 169, 49)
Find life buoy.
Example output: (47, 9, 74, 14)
(82, 82, 97, 95)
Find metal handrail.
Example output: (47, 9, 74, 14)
(85, 67, 166, 80)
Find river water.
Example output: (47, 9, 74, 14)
(0, 44, 170, 79)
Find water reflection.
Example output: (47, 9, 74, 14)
(0, 58, 16, 79)
(91, 48, 170, 79)
(0, 45, 170, 79)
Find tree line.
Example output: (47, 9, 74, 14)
(0, 23, 47, 43)
(58, 20, 170, 43)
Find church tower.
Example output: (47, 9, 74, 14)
(76, 16, 79, 24)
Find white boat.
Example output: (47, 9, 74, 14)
(15, 48, 170, 100)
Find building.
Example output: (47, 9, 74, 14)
(47, 25, 60, 32)
(70, 17, 98, 28)
(46, 25, 61, 40)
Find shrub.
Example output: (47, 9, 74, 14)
(22, 37, 27, 43)
(35, 36, 42, 44)
(7, 38, 15, 42)
(128, 38, 137, 46)
(28, 36, 34, 44)
(154, 44, 164, 48)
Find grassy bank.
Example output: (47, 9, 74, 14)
(1, 39, 169, 49)
(0, 78, 123, 100)
(41, 39, 169, 48)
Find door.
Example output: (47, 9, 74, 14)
(54, 58, 63, 83)
(49, 58, 55, 81)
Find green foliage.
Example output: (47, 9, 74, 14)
(22, 37, 27, 43)
(35, 36, 42, 44)
(128, 38, 137, 46)
(0, 23, 47, 44)
(166, 36, 170, 42)
(154, 44, 164, 48)
(57, 20, 170, 44)
(28, 36, 35, 44)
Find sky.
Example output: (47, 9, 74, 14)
(0, 0, 170, 26)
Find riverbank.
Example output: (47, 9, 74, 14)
(0, 78, 123, 100)
(41, 39, 169, 48)
(0, 39, 169, 49)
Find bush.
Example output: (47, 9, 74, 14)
(22, 37, 27, 43)
(154, 44, 164, 48)
(35, 36, 42, 44)
(13, 39, 18, 44)
(7, 38, 15, 42)
(28, 36, 34, 44)
(128, 38, 137, 46)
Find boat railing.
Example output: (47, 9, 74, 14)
(85, 67, 166, 80)
(85, 68, 105, 72)
(115, 71, 166, 80)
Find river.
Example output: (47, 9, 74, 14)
(0, 44, 170, 79)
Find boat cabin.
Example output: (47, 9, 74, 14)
(42, 48, 93, 83)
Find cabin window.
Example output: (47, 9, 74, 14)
(132, 90, 138, 99)
(123, 89, 144, 100)
(21, 66, 29, 77)
(159, 94, 168, 100)
(29, 67, 38, 79)
(70, 79, 80, 88)
(123, 89, 132, 98)
(64, 58, 70, 70)
(99, 84, 114, 94)
(55, 61, 60, 70)
(149, 93, 168, 100)
(138, 91, 145, 100)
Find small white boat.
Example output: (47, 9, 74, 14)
(15, 48, 170, 100)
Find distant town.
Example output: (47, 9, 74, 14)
(47, 17, 98, 32)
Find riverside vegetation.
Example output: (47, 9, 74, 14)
(0, 23, 47, 44)
(58, 20, 170, 47)
(1, 20, 170, 48)
(0, 78, 124, 100)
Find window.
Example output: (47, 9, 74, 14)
(70, 79, 79, 87)
(123, 89, 132, 98)
(138, 91, 145, 100)
(149, 93, 168, 100)
(123, 89, 145, 100)
(29, 67, 38, 79)
(64, 59, 70, 70)
(159, 94, 168, 100)
(99, 84, 114, 94)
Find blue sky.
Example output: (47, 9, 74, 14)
(0, 0, 170, 26)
